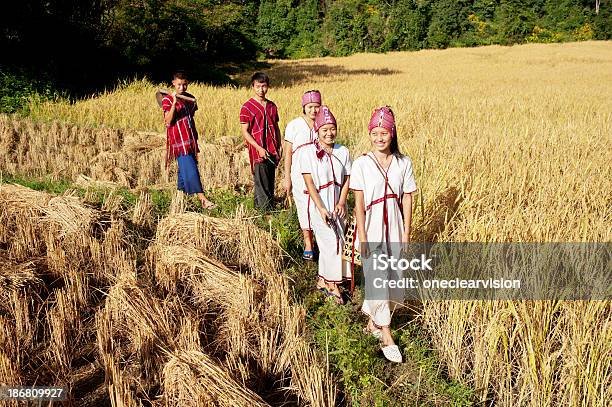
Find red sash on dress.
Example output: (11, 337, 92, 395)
(306, 148, 343, 255)
(365, 153, 403, 254)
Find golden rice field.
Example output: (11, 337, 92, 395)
(1, 40, 611, 406)
(26, 41, 612, 242)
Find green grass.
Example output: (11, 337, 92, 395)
(1, 173, 474, 406)
(300, 282, 474, 406)
(1, 173, 175, 220)
(1, 174, 74, 195)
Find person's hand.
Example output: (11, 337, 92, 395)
(401, 231, 411, 244)
(401, 231, 411, 254)
(318, 207, 332, 224)
(360, 241, 371, 259)
(334, 202, 346, 219)
(276, 142, 283, 157)
(171, 92, 177, 106)
(257, 146, 268, 159)
(283, 176, 292, 194)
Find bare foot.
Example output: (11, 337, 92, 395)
(380, 326, 396, 347)
(327, 283, 344, 305)
(316, 278, 328, 291)
(367, 319, 381, 334)
(199, 197, 216, 209)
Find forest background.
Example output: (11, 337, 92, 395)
(1, 0, 611, 113)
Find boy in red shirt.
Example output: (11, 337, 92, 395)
(162, 71, 215, 209)
(240, 72, 282, 211)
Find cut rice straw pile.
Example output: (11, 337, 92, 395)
(163, 350, 270, 407)
(155, 212, 282, 280)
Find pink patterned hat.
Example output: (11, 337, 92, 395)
(368, 106, 396, 137)
(313, 105, 336, 133)
(302, 90, 322, 107)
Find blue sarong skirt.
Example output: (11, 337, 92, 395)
(176, 153, 204, 194)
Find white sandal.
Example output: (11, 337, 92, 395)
(381, 344, 403, 363)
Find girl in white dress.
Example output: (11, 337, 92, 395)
(283, 90, 321, 260)
(349, 106, 417, 363)
(298, 106, 352, 304)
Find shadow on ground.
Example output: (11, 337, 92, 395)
(232, 62, 401, 87)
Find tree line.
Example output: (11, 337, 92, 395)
(258, 0, 610, 58)
(0, 0, 610, 110)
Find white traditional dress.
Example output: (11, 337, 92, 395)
(284, 117, 317, 230)
(298, 143, 352, 283)
(349, 152, 417, 326)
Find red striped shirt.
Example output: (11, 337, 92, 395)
(240, 97, 281, 173)
(162, 93, 199, 166)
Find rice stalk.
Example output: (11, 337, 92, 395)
(162, 350, 270, 407)
(47, 287, 81, 374)
(132, 189, 153, 228)
(286, 339, 337, 407)
(0, 183, 50, 260)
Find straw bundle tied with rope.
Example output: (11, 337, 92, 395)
(150, 243, 260, 304)
(92, 218, 139, 284)
(149, 242, 264, 368)
(1, 182, 140, 284)
(221, 290, 273, 369)
(0, 183, 101, 266)
(96, 310, 142, 407)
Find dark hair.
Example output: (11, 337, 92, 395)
(251, 72, 269, 85)
(390, 130, 402, 157)
(385, 106, 402, 157)
(173, 70, 188, 81)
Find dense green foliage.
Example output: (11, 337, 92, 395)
(0, 0, 609, 112)
(0, 71, 62, 114)
(268, 0, 610, 57)
(1, 0, 258, 98)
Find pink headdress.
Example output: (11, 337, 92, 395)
(313, 105, 336, 133)
(368, 106, 396, 137)
(301, 90, 322, 107)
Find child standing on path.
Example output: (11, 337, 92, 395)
(298, 106, 352, 304)
(349, 106, 417, 363)
(162, 71, 215, 209)
(283, 90, 322, 261)
(240, 72, 282, 211)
